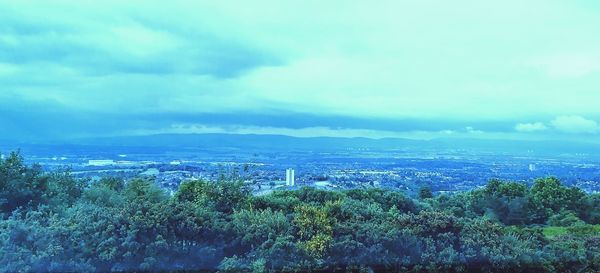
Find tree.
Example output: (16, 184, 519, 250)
(0, 151, 49, 215)
(294, 204, 333, 258)
(529, 177, 586, 223)
(547, 210, 585, 227)
(462, 180, 530, 225)
(584, 194, 600, 224)
(45, 170, 85, 209)
(231, 208, 291, 247)
(96, 177, 125, 191)
(2, 153, 600, 272)
(419, 186, 433, 199)
(176, 178, 250, 213)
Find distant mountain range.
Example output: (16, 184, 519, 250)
(39, 133, 600, 155)
(3, 133, 600, 157)
(71, 133, 422, 151)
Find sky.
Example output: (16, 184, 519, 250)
(1, 0, 600, 142)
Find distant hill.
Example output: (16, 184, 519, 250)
(3, 133, 600, 157)
(65, 133, 600, 156)
(71, 133, 422, 151)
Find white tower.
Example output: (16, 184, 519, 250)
(528, 164, 536, 172)
(286, 168, 295, 186)
(291, 169, 295, 186)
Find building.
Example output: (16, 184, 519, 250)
(286, 168, 295, 186)
(88, 159, 115, 166)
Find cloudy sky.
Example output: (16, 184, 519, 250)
(1, 0, 600, 142)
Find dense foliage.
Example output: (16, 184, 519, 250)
(1, 151, 599, 272)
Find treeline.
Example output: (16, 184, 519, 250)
(0, 151, 599, 272)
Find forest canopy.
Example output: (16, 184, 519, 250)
(1, 151, 599, 272)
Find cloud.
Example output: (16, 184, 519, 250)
(122, 123, 517, 141)
(515, 122, 547, 132)
(0, 7, 279, 78)
(1, 1, 600, 141)
(0, 93, 520, 141)
(531, 52, 600, 78)
(465, 126, 484, 134)
(124, 124, 448, 139)
(0, 62, 19, 75)
(551, 115, 600, 134)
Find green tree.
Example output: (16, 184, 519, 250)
(231, 208, 291, 247)
(294, 204, 333, 258)
(45, 170, 85, 209)
(547, 210, 585, 227)
(529, 177, 586, 223)
(176, 178, 250, 213)
(419, 186, 433, 199)
(0, 152, 49, 215)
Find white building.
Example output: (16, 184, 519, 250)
(88, 159, 115, 166)
(286, 168, 295, 186)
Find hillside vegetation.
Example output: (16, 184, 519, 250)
(1, 151, 599, 272)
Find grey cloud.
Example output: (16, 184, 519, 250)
(0, 93, 541, 142)
(0, 13, 281, 78)
(551, 115, 600, 134)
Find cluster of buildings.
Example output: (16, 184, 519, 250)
(20, 149, 600, 196)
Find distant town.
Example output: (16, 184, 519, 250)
(3, 139, 599, 198)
